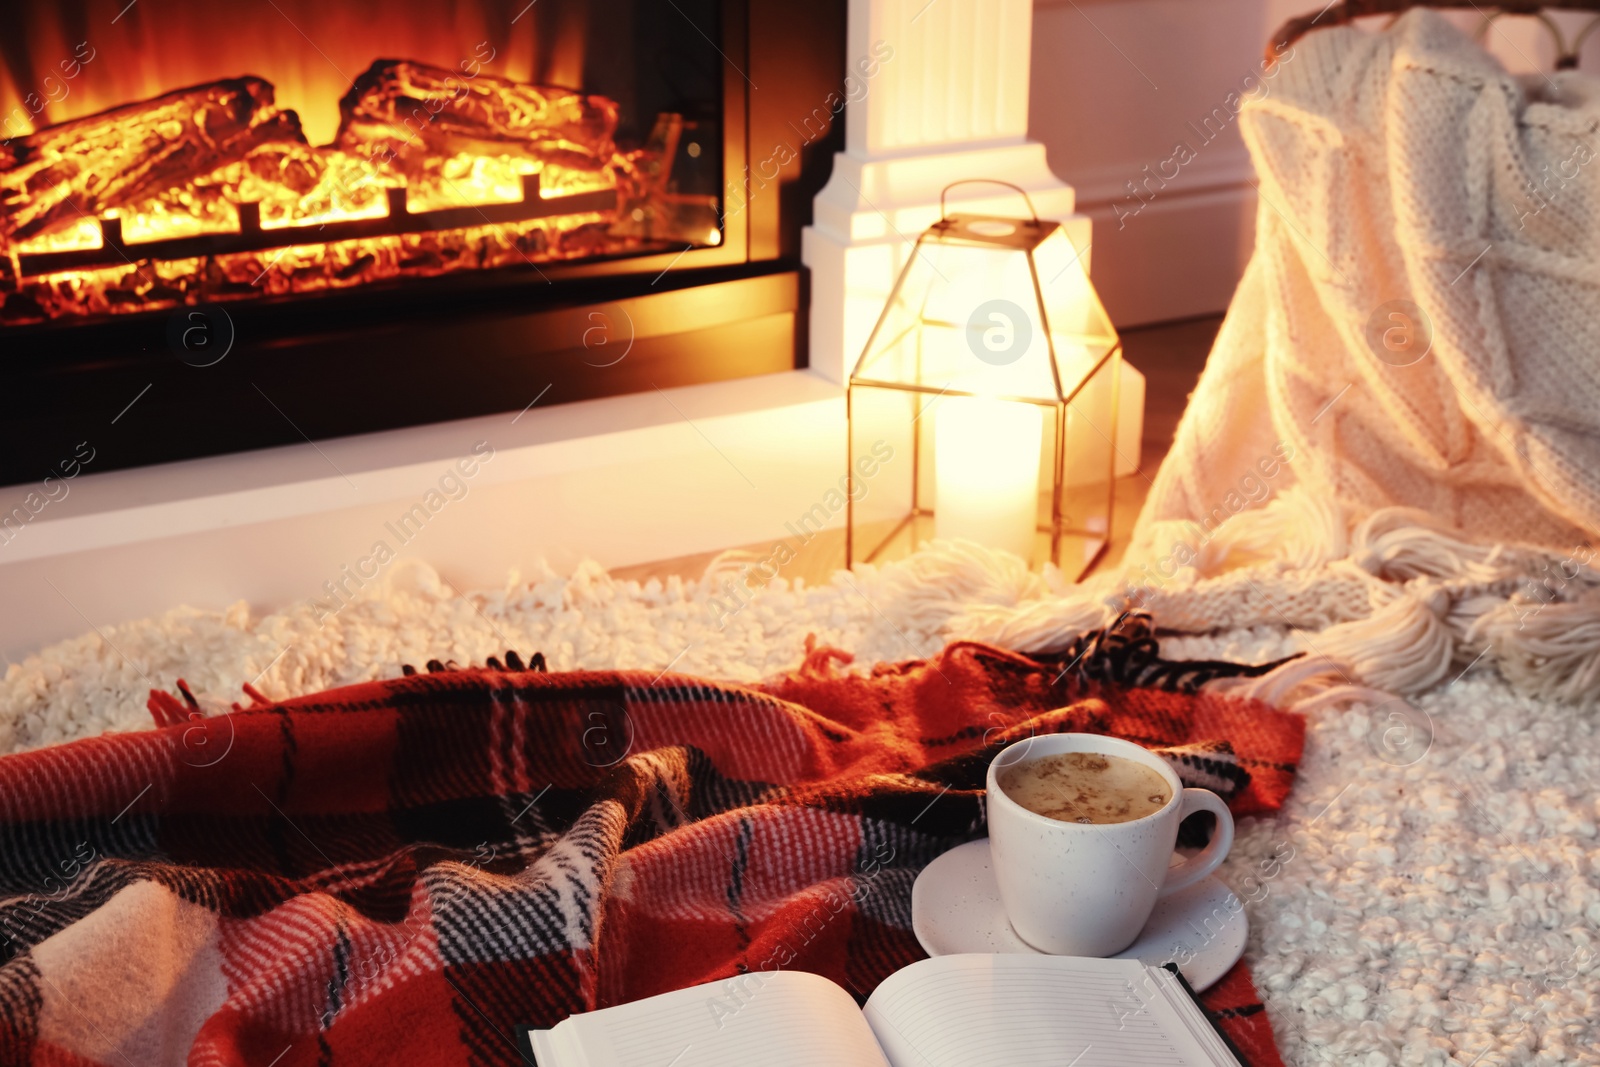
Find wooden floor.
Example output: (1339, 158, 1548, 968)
(613, 315, 1221, 588)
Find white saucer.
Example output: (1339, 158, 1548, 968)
(911, 838, 1247, 992)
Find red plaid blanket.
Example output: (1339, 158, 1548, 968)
(0, 628, 1300, 1067)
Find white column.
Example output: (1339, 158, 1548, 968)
(803, 0, 1083, 385)
(848, 0, 1033, 154)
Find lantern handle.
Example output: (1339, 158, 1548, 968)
(940, 180, 1040, 223)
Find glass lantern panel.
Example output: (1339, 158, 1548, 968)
(848, 363, 1117, 579)
(1032, 227, 1120, 401)
(1054, 346, 1120, 575)
(925, 393, 1048, 564)
(847, 383, 921, 566)
(852, 237, 1059, 402)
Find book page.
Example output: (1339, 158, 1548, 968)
(862, 954, 1222, 1067)
(530, 969, 891, 1067)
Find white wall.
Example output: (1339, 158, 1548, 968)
(1029, 0, 1305, 327)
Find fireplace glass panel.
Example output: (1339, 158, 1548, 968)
(0, 0, 725, 324)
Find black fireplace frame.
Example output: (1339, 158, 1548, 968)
(0, 0, 846, 485)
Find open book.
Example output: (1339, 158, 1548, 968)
(523, 953, 1243, 1066)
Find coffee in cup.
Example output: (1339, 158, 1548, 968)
(996, 750, 1172, 825)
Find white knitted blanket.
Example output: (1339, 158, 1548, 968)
(1137, 9, 1600, 559)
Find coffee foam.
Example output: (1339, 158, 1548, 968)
(997, 750, 1171, 825)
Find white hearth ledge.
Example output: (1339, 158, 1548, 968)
(2, 371, 842, 565)
(0, 370, 850, 659)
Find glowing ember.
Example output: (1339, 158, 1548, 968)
(0, 60, 716, 324)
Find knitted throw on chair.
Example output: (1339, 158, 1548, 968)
(1137, 8, 1600, 562)
(0, 627, 1302, 1067)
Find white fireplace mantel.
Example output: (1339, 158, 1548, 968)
(0, 0, 1138, 662)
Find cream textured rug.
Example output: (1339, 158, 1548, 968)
(4, 507, 1599, 1065)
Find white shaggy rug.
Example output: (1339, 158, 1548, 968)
(1174, 629, 1600, 1067)
(0, 546, 1052, 755)
(3, 536, 1598, 1066)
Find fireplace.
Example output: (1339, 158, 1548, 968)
(0, 0, 1101, 665)
(0, 0, 845, 482)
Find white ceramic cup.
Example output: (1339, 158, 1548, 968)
(986, 732, 1235, 956)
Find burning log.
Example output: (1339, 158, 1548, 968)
(0, 77, 305, 242)
(335, 59, 619, 181)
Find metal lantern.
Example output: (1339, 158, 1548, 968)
(845, 182, 1121, 580)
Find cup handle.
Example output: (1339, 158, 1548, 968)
(1159, 788, 1235, 897)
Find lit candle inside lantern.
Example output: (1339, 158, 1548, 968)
(933, 396, 1042, 561)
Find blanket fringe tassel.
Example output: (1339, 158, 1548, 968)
(934, 487, 1600, 708)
